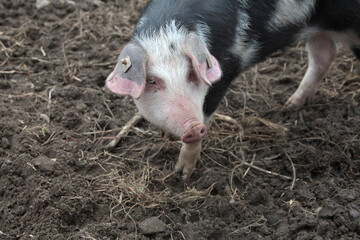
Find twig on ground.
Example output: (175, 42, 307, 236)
(103, 99, 115, 119)
(230, 152, 292, 180)
(83, 128, 123, 135)
(230, 151, 246, 196)
(245, 116, 288, 133)
(47, 86, 56, 123)
(230, 215, 267, 235)
(106, 113, 143, 150)
(214, 112, 239, 125)
(241, 215, 267, 231)
(177, 231, 186, 240)
(42, 131, 60, 146)
(243, 154, 256, 178)
(4, 92, 49, 102)
(0, 70, 29, 74)
(71, 76, 83, 82)
(121, 203, 138, 240)
(284, 152, 296, 190)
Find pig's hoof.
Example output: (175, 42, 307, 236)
(285, 94, 306, 108)
(175, 143, 201, 180)
(174, 160, 194, 180)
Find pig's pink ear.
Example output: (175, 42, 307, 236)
(106, 42, 148, 99)
(181, 33, 222, 86)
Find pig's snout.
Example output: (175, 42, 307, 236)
(182, 123, 207, 144)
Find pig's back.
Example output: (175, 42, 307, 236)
(133, 0, 239, 52)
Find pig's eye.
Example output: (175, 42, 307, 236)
(145, 77, 163, 91)
(147, 79, 157, 85)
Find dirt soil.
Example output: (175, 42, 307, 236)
(1, 1, 360, 239)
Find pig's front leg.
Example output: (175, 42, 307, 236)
(174, 141, 201, 180)
(174, 114, 214, 180)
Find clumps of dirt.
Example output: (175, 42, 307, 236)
(0, 0, 359, 239)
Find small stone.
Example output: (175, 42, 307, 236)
(63, 0, 75, 6)
(138, 217, 167, 235)
(4, 159, 12, 165)
(36, 0, 50, 9)
(312, 236, 323, 240)
(0, 80, 11, 89)
(75, 102, 87, 112)
(318, 205, 335, 218)
(335, 190, 356, 204)
(349, 208, 360, 220)
(1, 137, 10, 149)
(266, 214, 282, 226)
(276, 221, 290, 236)
(33, 156, 57, 173)
(334, 213, 346, 226)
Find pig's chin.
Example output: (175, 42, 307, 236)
(140, 117, 207, 143)
(134, 100, 206, 142)
(140, 115, 184, 138)
(149, 119, 206, 143)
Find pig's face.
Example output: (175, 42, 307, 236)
(106, 24, 222, 143)
(133, 54, 208, 141)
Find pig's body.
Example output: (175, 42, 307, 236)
(107, 0, 360, 179)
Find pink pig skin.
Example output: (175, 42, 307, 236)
(161, 97, 206, 143)
(106, 72, 145, 99)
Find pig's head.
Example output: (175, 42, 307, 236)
(106, 28, 222, 144)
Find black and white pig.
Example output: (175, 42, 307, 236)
(106, 0, 360, 179)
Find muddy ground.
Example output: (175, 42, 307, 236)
(0, 1, 359, 239)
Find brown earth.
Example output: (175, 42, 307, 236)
(0, 0, 359, 239)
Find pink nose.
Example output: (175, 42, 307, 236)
(182, 123, 207, 143)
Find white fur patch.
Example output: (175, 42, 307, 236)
(136, 16, 147, 29)
(296, 26, 322, 41)
(240, 40, 259, 69)
(135, 22, 188, 90)
(236, 0, 249, 6)
(134, 21, 209, 102)
(231, 8, 259, 69)
(267, 0, 316, 31)
(134, 20, 188, 61)
(195, 21, 211, 46)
